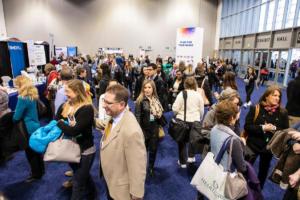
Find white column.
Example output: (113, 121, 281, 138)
(214, 0, 222, 53)
(0, 0, 7, 39)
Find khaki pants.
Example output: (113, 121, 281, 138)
(288, 115, 300, 127)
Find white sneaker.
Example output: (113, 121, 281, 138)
(177, 160, 187, 168)
(243, 103, 248, 108)
(247, 101, 252, 106)
(187, 157, 196, 163)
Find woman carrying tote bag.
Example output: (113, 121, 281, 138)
(172, 77, 204, 168)
(55, 79, 96, 200)
(196, 100, 247, 200)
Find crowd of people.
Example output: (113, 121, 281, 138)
(0, 52, 300, 200)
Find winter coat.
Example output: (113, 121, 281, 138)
(29, 120, 63, 153)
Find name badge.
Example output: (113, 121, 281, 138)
(150, 114, 155, 122)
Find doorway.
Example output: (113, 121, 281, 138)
(267, 50, 288, 86)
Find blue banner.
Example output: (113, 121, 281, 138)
(8, 41, 26, 77)
(67, 46, 77, 57)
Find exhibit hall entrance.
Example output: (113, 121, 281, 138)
(254, 51, 269, 74)
(267, 50, 288, 86)
(240, 50, 254, 78)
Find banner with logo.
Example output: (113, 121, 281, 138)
(8, 41, 26, 77)
(176, 27, 204, 69)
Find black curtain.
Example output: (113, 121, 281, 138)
(0, 42, 13, 78)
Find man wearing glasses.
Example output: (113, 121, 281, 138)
(100, 84, 147, 200)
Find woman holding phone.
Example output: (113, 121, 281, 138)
(56, 79, 96, 200)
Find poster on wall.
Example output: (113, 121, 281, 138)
(26, 41, 46, 66)
(175, 27, 204, 69)
(8, 41, 26, 77)
(34, 45, 46, 65)
(55, 46, 67, 58)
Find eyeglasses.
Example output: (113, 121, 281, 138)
(102, 98, 120, 105)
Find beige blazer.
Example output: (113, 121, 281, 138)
(100, 110, 147, 200)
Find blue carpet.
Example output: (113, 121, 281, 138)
(0, 78, 286, 199)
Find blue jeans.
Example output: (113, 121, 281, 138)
(70, 153, 96, 200)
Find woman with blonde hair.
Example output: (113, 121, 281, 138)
(135, 79, 164, 177)
(13, 75, 44, 182)
(56, 79, 96, 199)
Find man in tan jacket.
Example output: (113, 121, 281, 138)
(100, 84, 147, 200)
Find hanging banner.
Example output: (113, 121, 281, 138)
(8, 41, 26, 77)
(175, 27, 204, 69)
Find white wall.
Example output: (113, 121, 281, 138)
(0, 0, 7, 39)
(3, 0, 217, 59)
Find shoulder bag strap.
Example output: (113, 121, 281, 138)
(183, 90, 187, 122)
(201, 78, 206, 89)
(215, 136, 233, 164)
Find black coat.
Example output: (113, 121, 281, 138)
(0, 112, 28, 157)
(99, 75, 110, 96)
(134, 75, 145, 100)
(153, 75, 169, 111)
(135, 97, 160, 138)
(286, 76, 300, 116)
(244, 104, 289, 153)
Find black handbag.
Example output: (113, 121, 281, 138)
(37, 99, 47, 118)
(189, 121, 209, 154)
(168, 91, 189, 142)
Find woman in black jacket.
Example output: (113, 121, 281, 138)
(244, 85, 289, 188)
(243, 66, 257, 108)
(56, 79, 96, 200)
(195, 63, 213, 106)
(98, 63, 111, 96)
(123, 60, 134, 96)
(135, 80, 164, 177)
(168, 69, 184, 105)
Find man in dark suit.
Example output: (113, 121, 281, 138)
(147, 63, 169, 111)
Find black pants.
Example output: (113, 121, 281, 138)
(70, 153, 96, 200)
(283, 187, 298, 200)
(25, 144, 44, 178)
(245, 85, 254, 103)
(258, 75, 267, 86)
(144, 125, 159, 169)
(178, 142, 194, 165)
(245, 146, 273, 188)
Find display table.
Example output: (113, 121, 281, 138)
(8, 83, 47, 111)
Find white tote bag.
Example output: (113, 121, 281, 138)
(191, 152, 229, 200)
(44, 135, 81, 163)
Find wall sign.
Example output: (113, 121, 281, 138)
(224, 38, 233, 49)
(272, 30, 292, 49)
(256, 33, 271, 49)
(233, 37, 242, 49)
(243, 35, 255, 49)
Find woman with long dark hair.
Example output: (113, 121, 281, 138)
(244, 85, 289, 188)
(243, 66, 257, 108)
